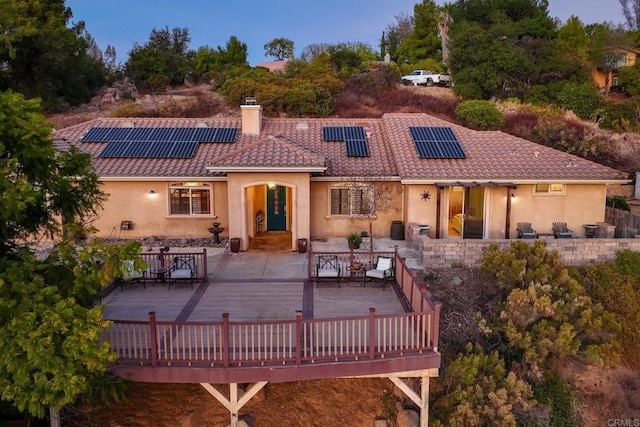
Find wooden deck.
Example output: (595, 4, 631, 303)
(102, 249, 441, 384)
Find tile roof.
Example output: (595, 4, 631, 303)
(53, 114, 628, 183)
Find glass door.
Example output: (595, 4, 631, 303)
(463, 187, 485, 239)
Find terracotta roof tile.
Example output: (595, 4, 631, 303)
(53, 114, 627, 183)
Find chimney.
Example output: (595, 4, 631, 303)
(241, 97, 262, 135)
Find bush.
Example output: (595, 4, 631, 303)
(599, 99, 640, 132)
(431, 343, 535, 427)
(480, 241, 621, 378)
(531, 373, 578, 426)
(606, 195, 631, 211)
(455, 100, 505, 130)
(555, 81, 603, 120)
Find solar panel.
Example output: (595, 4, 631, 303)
(167, 141, 199, 158)
(171, 127, 197, 142)
(322, 127, 344, 141)
(345, 139, 369, 157)
(127, 128, 153, 141)
(99, 141, 130, 157)
(409, 126, 466, 159)
(81, 127, 115, 142)
(343, 126, 366, 141)
(109, 127, 134, 141)
(214, 127, 238, 143)
(193, 127, 217, 142)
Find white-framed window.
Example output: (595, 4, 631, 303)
(169, 182, 212, 215)
(534, 183, 565, 195)
(330, 183, 373, 216)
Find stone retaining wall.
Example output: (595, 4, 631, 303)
(418, 237, 640, 268)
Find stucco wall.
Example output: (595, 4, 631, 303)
(309, 181, 403, 238)
(419, 237, 640, 268)
(227, 172, 310, 250)
(509, 184, 606, 238)
(402, 183, 606, 239)
(92, 181, 228, 239)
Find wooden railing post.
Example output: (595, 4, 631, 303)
(307, 250, 312, 280)
(432, 303, 441, 351)
(295, 310, 303, 365)
(409, 269, 417, 311)
(222, 313, 230, 368)
(202, 248, 207, 278)
(148, 312, 158, 367)
(368, 308, 376, 359)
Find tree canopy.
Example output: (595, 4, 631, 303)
(0, 0, 105, 111)
(0, 90, 138, 419)
(263, 37, 295, 60)
(125, 26, 192, 91)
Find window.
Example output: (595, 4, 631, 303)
(534, 183, 565, 195)
(169, 182, 211, 215)
(330, 184, 373, 216)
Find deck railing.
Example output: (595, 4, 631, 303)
(104, 247, 441, 368)
(137, 249, 208, 283)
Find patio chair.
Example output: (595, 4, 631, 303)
(364, 256, 395, 290)
(119, 260, 146, 291)
(316, 255, 341, 288)
(552, 222, 573, 239)
(517, 222, 537, 239)
(168, 255, 197, 289)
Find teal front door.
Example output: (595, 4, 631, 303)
(266, 186, 286, 231)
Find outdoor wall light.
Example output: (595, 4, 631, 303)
(149, 190, 156, 195)
(511, 193, 515, 199)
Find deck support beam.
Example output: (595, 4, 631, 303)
(200, 381, 268, 427)
(387, 371, 431, 427)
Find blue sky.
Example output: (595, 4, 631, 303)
(66, 0, 627, 66)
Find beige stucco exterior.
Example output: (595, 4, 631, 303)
(92, 181, 228, 239)
(90, 180, 610, 244)
(309, 181, 404, 239)
(226, 172, 310, 251)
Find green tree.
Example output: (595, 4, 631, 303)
(448, 0, 557, 99)
(327, 42, 376, 76)
(263, 37, 295, 60)
(190, 36, 249, 86)
(126, 26, 192, 91)
(0, 0, 105, 110)
(0, 90, 136, 419)
(586, 23, 633, 94)
(396, 0, 443, 64)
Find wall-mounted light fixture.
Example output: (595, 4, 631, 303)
(511, 193, 515, 200)
(421, 190, 431, 201)
(149, 190, 156, 195)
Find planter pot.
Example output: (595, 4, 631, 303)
(297, 238, 308, 253)
(584, 224, 598, 238)
(229, 237, 241, 253)
(348, 242, 361, 250)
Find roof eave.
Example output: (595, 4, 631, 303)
(205, 166, 327, 173)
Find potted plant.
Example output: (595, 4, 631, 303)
(360, 231, 368, 237)
(346, 232, 362, 250)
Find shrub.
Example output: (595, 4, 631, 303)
(480, 241, 621, 378)
(606, 195, 631, 211)
(599, 100, 640, 132)
(109, 103, 144, 117)
(452, 81, 483, 100)
(455, 100, 505, 130)
(555, 81, 603, 120)
(431, 343, 535, 427)
(583, 250, 640, 368)
(531, 373, 577, 427)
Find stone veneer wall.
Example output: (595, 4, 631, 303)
(418, 238, 640, 268)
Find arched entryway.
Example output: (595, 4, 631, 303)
(242, 182, 296, 251)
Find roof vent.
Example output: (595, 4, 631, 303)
(296, 122, 309, 131)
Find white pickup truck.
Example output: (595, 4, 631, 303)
(400, 70, 452, 87)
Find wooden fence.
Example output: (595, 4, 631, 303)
(605, 207, 640, 237)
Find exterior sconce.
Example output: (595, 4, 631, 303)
(421, 191, 431, 201)
(149, 190, 155, 195)
(511, 193, 515, 199)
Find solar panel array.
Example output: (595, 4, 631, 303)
(321, 126, 369, 157)
(81, 127, 238, 158)
(409, 127, 466, 159)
